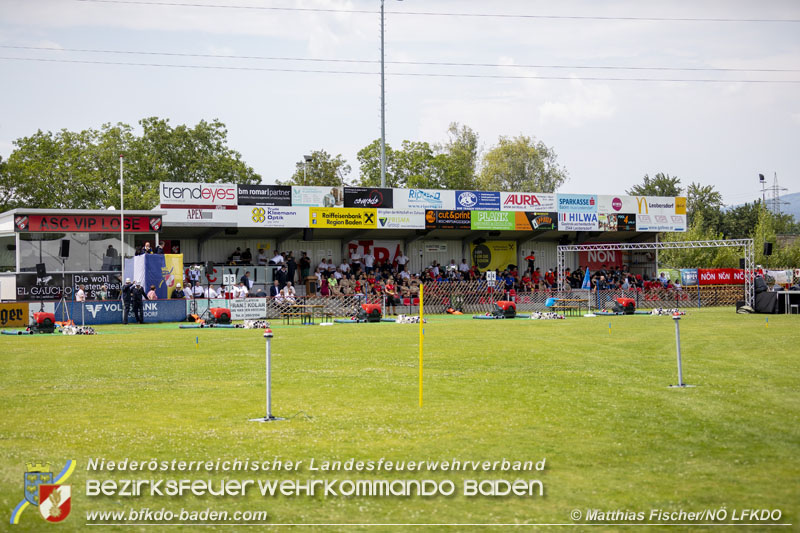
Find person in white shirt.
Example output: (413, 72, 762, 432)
(339, 261, 350, 275)
(318, 258, 328, 271)
(364, 253, 375, 274)
(256, 248, 268, 266)
(270, 251, 284, 265)
(234, 282, 248, 298)
(458, 259, 470, 275)
(334, 269, 343, 280)
(400, 269, 411, 280)
(192, 282, 204, 299)
(76, 284, 86, 302)
(206, 285, 218, 299)
(431, 262, 440, 277)
(396, 253, 409, 272)
(281, 282, 296, 303)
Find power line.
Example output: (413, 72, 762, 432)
(3, 55, 800, 83)
(4, 45, 799, 74)
(73, 0, 800, 23)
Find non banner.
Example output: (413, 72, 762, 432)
(393, 189, 455, 210)
(237, 184, 292, 206)
(309, 208, 377, 229)
(346, 240, 403, 265)
(515, 212, 557, 231)
(470, 241, 517, 272)
(159, 182, 237, 209)
(471, 210, 515, 231)
(376, 209, 426, 229)
(238, 206, 309, 228)
(344, 187, 394, 209)
(455, 190, 501, 210)
(579, 249, 624, 271)
(0, 302, 29, 327)
(14, 214, 160, 233)
(500, 192, 557, 211)
(292, 186, 344, 207)
(698, 268, 744, 285)
(425, 210, 471, 230)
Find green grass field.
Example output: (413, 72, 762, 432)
(1, 308, 799, 532)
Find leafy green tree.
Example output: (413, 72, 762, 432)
(0, 118, 259, 211)
(659, 212, 738, 268)
(434, 122, 480, 190)
(281, 149, 351, 186)
(356, 140, 399, 187)
(393, 140, 447, 189)
(719, 201, 761, 239)
(478, 135, 568, 192)
(626, 172, 683, 197)
(687, 182, 723, 230)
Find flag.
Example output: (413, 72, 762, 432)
(581, 268, 592, 290)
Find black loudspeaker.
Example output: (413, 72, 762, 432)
(763, 242, 773, 256)
(36, 263, 47, 277)
(303, 228, 314, 241)
(206, 261, 214, 274)
(739, 258, 746, 269)
(59, 239, 70, 258)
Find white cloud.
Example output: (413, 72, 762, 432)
(538, 79, 616, 127)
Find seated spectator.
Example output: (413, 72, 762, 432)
(230, 247, 242, 263)
(241, 248, 253, 264)
(320, 277, 330, 297)
(257, 248, 268, 266)
(269, 280, 281, 299)
(233, 281, 248, 299)
(281, 282, 296, 303)
(206, 284, 218, 298)
(270, 250, 284, 265)
(147, 285, 158, 300)
(172, 283, 186, 299)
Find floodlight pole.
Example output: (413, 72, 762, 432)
(250, 328, 285, 422)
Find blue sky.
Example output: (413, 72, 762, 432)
(1, 0, 799, 205)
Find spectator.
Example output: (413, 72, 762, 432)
(339, 259, 351, 278)
(384, 277, 399, 315)
(269, 280, 281, 299)
(191, 281, 204, 299)
(122, 278, 133, 324)
(147, 285, 158, 300)
(241, 248, 253, 264)
(230, 247, 242, 263)
(206, 284, 218, 299)
(105, 245, 118, 258)
(240, 271, 253, 290)
(76, 284, 86, 302)
(155, 241, 165, 254)
(350, 249, 362, 270)
(363, 251, 375, 274)
(256, 248, 268, 266)
(234, 282, 248, 299)
(139, 242, 154, 255)
(282, 282, 296, 303)
(396, 252, 409, 273)
(131, 281, 146, 323)
(172, 283, 186, 299)
(458, 259, 470, 280)
(299, 252, 311, 280)
(270, 250, 284, 265)
(97, 284, 109, 300)
(286, 252, 297, 285)
(318, 258, 328, 272)
(276, 265, 288, 289)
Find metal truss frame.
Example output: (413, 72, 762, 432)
(557, 239, 755, 306)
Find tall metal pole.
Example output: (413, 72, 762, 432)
(120, 154, 125, 316)
(673, 316, 684, 386)
(380, 0, 386, 188)
(249, 328, 285, 422)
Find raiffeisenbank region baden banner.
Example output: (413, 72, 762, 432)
(309, 208, 377, 229)
(557, 194, 599, 231)
(633, 196, 687, 232)
(393, 188, 455, 210)
(159, 182, 239, 225)
(470, 241, 517, 271)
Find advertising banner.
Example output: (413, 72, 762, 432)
(238, 206, 309, 228)
(634, 196, 688, 232)
(15, 214, 159, 233)
(229, 298, 267, 320)
(56, 299, 188, 325)
(393, 189, 455, 210)
(471, 210, 515, 231)
(16, 273, 70, 301)
(598, 213, 635, 231)
(579, 249, 624, 271)
(515, 212, 557, 231)
(597, 195, 639, 214)
(376, 209, 426, 230)
(558, 212, 599, 231)
(470, 241, 517, 272)
(500, 192, 557, 211)
(344, 187, 394, 209)
(159, 182, 237, 209)
(557, 194, 598, 213)
(237, 185, 292, 206)
(309, 208, 377, 229)
(346, 240, 403, 265)
(680, 268, 699, 286)
(292, 186, 344, 207)
(698, 268, 744, 285)
(425, 210, 471, 230)
(162, 208, 238, 225)
(0, 302, 29, 327)
(70, 272, 124, 300)
(455, 190, 501, 210)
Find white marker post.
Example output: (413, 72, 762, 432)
(249, 328, 285, 422)
(669, 314, 693, 388)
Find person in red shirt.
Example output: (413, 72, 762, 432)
(384, 278, 399, 315)
(521, 272, 532, 292)
(532, 267, 541, 290)
(545, 269, 556, 288)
